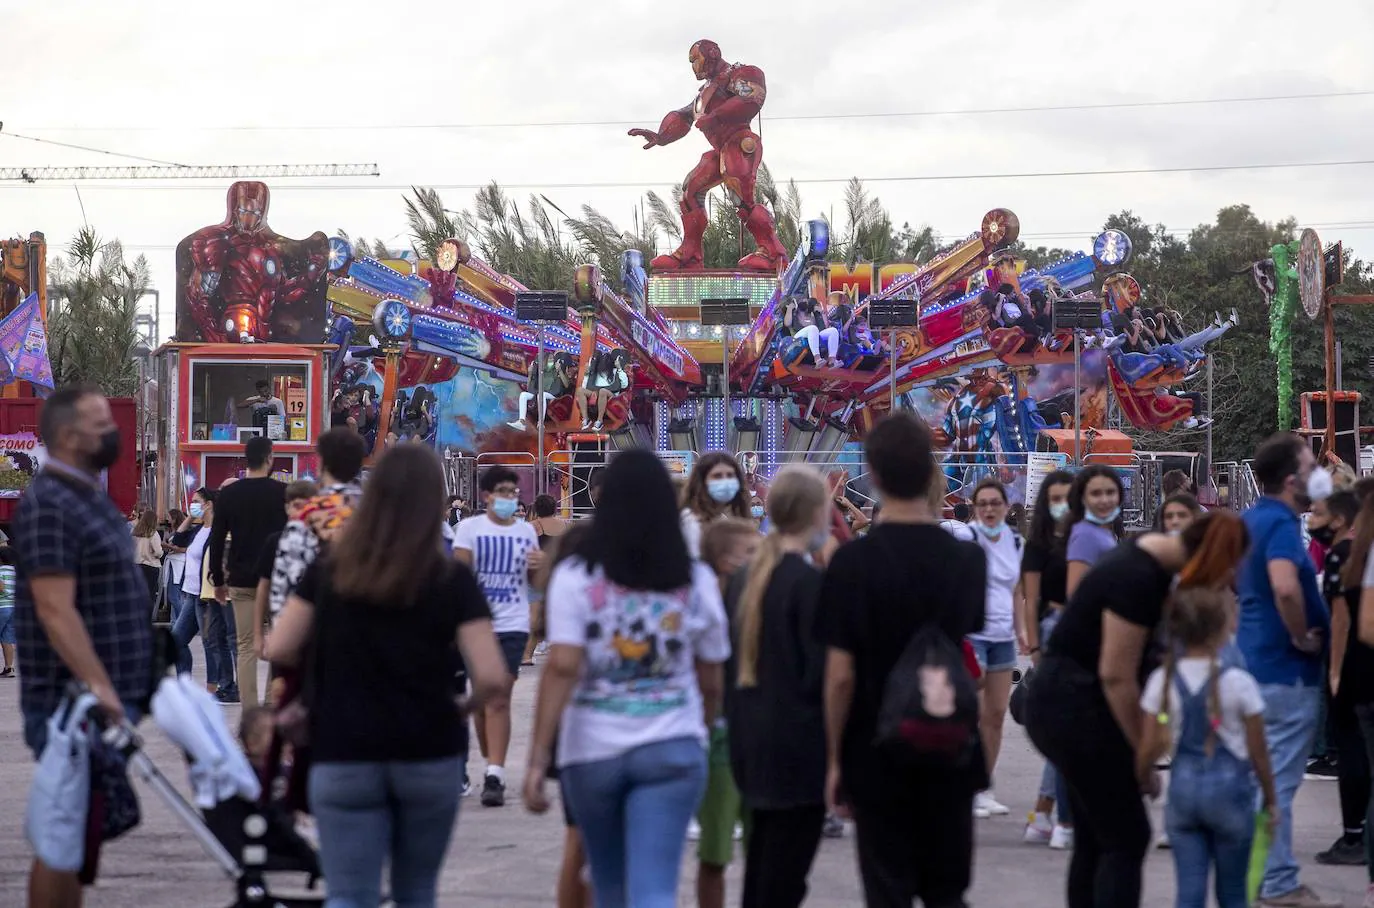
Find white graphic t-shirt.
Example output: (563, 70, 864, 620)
(451, 513, 539, 634)
(547, 558, 730, 767)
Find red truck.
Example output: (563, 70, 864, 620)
(0, 396, 140, 525)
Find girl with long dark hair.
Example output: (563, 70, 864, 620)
(1156, 492, 1203, 534)
(1019, 469, 1075, 848)
(728, 467, 831, 908)
(681, 452, 751, 559)
(268, 444, 509, 907)
(524, 449, 730, 908)
(1064, 465, 1126, 598)
(1024, 510, 1250, 908)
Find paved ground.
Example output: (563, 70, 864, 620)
(1, 652, 1369, 907)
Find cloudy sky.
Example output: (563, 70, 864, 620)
(3, 0, 1373, 338)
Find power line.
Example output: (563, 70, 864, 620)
(5, 156, 1370, 191)
(0, 129, 188, 167)
(15, 89, 1374, 132)
(114, 220, 1374, 252)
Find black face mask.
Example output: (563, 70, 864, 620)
(1309, 523, 1337, 546)
(88, 429, 122, 471)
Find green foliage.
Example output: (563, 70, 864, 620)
(1100, 205, 1374, 463)
(403, 174, 939, 292)
(47, 227, 147, 397)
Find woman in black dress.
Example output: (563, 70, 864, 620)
(1024, 509, 1249, 908)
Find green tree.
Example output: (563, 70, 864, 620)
(47, 227, 148, 396)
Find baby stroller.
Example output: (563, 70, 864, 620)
(104, 674, 326, 908)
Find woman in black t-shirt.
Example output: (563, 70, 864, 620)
(1342, 487, 1374, 881)
(1018, 469, 1074, 846)
(1023, 510, 1248, 908)
(268, 444, 509, 908)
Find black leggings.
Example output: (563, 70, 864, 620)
(741, 804, 825, 908)
(1334, 692, 1371, 838)
(1026, 658, 1151, 908)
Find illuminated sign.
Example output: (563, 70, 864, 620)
(630, 320, 687, 378)
(647, 273, 777, 310)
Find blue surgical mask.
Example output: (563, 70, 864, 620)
(1048, 501, 1070, 521)
(707, 477, 740, 504)
(975, 521, 1006, 538)
(491, 498, 519, 520)
(750, 505, 765, 519)
(1085, 506, 1121, 526)
(189, 503, 204, 519)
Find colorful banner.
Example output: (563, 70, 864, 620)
(0, 293, 54, 390)
(0, 431, 47, 498)
(1025, 450, 1070, 510)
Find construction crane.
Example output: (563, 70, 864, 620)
(1, 163, 379, 182)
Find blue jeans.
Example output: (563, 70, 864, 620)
(309, 757, 463, 908)
(1257, 681, 1321, 899)
(1167, 751, 1256, 907)
(200, 599, 236, 690)
(166, 585, 193, 676)
(560, 736, 708, 908)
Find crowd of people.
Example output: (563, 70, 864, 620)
(11, 382, 1374, 908)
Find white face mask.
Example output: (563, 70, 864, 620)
(1306, 466, 1334, 502)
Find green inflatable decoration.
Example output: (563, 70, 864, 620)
(1269, 240, 1300, 431)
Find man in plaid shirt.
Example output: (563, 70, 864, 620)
(14, 385, 151, 906)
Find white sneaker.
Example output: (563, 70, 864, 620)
(507, 419, 527, 431)
(974, 791, 1009, 817)
(1049, 825, 1074, 850)
(1023, 812, 1053, 844)
(687, 818, 701, 841)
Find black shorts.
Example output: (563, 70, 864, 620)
(496, 631, 530, 678)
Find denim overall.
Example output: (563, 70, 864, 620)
(1163, 667, 1257, 908)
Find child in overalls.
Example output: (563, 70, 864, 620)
(1138, 587, 1278, 908)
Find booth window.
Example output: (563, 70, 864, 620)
(188, 361, 311, 444)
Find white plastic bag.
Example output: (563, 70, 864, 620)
(25, 693, 99, 871)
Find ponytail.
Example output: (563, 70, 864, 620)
(735, 532, 783, 689)
(1177, 509, 1249, 590)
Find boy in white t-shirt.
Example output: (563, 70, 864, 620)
(452, 465, 543, 807)
(1137, 587, 1278, 908)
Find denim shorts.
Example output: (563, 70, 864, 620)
(497, 632, 530, 678)
(0, 606, 12, 645)
(968, 637, 1017, 673)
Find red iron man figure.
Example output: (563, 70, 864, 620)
(630, 40, 789, 272)
(179, 182, 328, 343)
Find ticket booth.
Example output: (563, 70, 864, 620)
(156, 342, 334, 509)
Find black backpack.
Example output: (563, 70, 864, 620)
(874, 624, 981, 769)
(871, 534, 981, 770)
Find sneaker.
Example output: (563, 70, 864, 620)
(480, 774, 505, 807)
(1049, 825, 1074, 850)
(686, 818, 701, 841)
(1305, 755, 1340, 781)
(0, 666, 13, 678)
(822, 813, 845, 839)
(1023, 812, 1053, 844)
(1256, 884, 1343, 907)
(1316, 834, 1366, 865)
(507, 419, 528, 432)
(216, 688, 240, 704)
(461, 776, 472, 798)
(534, 641, 549, 657)
(974, 791, 1009, 817)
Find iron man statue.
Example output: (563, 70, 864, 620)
(630, 40, 789, 272)
(178, 181, 329, 343)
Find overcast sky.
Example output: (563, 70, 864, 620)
(3, 0, 1373, 338)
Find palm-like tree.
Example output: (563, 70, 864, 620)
(47, 226, 148, 396)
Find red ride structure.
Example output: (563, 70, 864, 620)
(629, 39, 788, 272)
